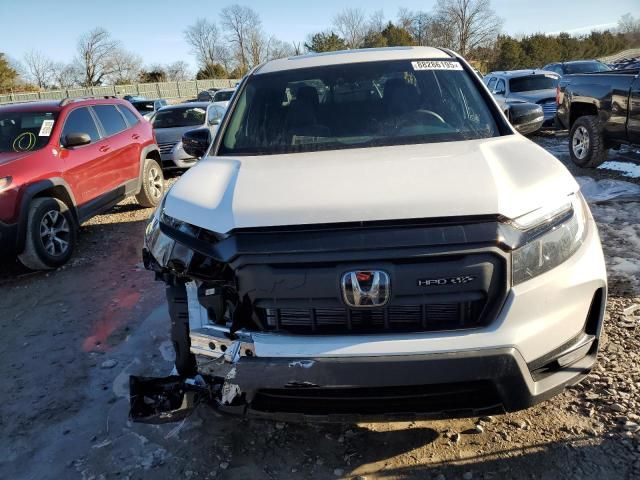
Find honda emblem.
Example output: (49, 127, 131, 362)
(341, 270, 390, 308)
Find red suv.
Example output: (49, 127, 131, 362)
(0, 97, 164, 269)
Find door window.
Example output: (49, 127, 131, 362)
(61, 108, 100, 144)
(487, 77, 497, 90)
(495, 79, 506, 94)
(93, 105, 128, 136)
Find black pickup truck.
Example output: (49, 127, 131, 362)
(556, 69, 640, 167)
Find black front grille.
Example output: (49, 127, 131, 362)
(250, 381, 502, 416)
(260, 300, 483, 334)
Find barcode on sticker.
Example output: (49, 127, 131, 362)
(411, 60, 463, 71)
(39, 119, 55, 137)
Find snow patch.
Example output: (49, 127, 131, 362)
(289, 360, 315, 369)
(598, 161, 640, 178)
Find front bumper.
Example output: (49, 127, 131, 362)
(214, 339, 597, 421)
(160, 142, 198, 169)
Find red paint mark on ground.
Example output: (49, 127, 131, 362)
(82, 290, 141, 352)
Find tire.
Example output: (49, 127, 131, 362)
(166, 283, 197, 377)
(135, 158, 165, 208)
(18, 197, 77, 270)
(569, 115, 608, 168)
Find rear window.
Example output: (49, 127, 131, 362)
(118, 105, 140, 126)
(0, 110, 58, 153)
(509, 75, 558, 93)
(564, 62, 611, 74)
(152, 107, 207, 128)
(132, 101, 155, 114)
(93, 105, 128, 136)
(219, 59, 499, 156)
(213, 90, 234, 102)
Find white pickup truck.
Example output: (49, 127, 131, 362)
(135, 47, 606, 423)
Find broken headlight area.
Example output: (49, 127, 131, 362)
(143, 209, 229, 279)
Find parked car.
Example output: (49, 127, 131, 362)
(484, 70, 560, 127)
(151, 102, 225, 170)
(556, 68, 640, 167)
(123, 95, 146, 102)
(130, 99, 167, 120)
(196, 88, 220, 102)
(210, 87, 236, 108)
(133, 47, 606, 423)
(0, 98, 164, 269)
(542, 60, 611, 77)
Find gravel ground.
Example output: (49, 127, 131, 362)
(1, 136, 639, 480)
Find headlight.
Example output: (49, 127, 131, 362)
(0, 176, 12, 192)
(512, 193, 587, 285)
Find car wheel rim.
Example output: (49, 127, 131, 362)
(572, 126, 590, 160)
(39, 210, 70, 256)
(148, 166, 163, 199)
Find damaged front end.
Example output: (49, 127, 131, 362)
(133, 205, 600, 423)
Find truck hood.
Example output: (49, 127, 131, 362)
(509, 90, 556, 104)
(164, 135, 578, 234)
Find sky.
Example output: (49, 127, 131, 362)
(1, 0, 638, 72)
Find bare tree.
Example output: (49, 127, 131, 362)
(165, 61, 191, 81)
(292, 41, 303, 56)
(434, 0, 503, 55)
(267, 38, 294, 61)
(109, 48, 142, 84)
(221, 4, 260, 73)
(23, 50, 54, 89)
(332, 8, 367, 49)
(76, 28, 119, 86)
(51, 62, 80, 88)
(398, 8, 434, 46)
(618, 13, 640, 34)
(184, 19, 228, 71)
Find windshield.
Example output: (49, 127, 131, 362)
(132, 101, 155, 114)
(152, 107, 206, 129)
(214, 90, 234, 102)
(219, 59, 499, 156)
(565, 62, 611, 74)
(0, 110, 58, 153)
(509, 75, 558, 93)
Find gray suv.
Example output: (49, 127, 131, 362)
(151, 102, 225, 169)
(484, 70, 560, 126)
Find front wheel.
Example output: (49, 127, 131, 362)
(569, 115, 607, 168)
(18, 197, 77, 270)
(136, 158, 165, 207)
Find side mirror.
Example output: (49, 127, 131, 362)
(182, 128, 212, 158)
(493, 87, 505, 95)
(209, 117, 221, 126)
(63, 132, 91, 148)
(508, 103, 544, 135)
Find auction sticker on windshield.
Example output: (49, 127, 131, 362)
(411, 60, 463, 71)
(38, 119, 54, 136)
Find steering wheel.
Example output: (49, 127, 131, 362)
(393, 109, 449, 132)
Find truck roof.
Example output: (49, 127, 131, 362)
(256, 46, 452, 75)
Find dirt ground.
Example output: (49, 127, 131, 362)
(1, 136, 640, 480)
